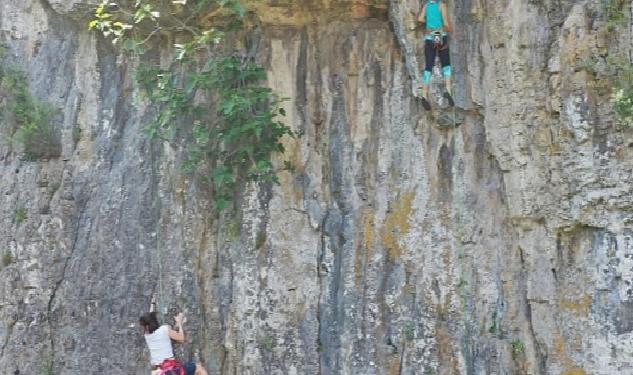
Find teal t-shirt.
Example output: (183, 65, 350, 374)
(426, 0, 444, 30)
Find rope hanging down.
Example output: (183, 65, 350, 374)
(152, 168, 220, 373)
(451, 105, 476, 369)
(155, 184, 168, 316)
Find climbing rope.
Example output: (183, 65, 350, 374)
(153, 163, 220, 373)
(155, 177, 168, 316)
(450, 98, 476, 371)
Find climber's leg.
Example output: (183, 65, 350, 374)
(195, 363, 209, 375)
(182, 361, 207, 375)
(419, 38, 436, 110)
(439, 35, 454, 106)
(422, 70, 432, 100)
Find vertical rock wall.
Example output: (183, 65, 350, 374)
(0, 0, 632, 374)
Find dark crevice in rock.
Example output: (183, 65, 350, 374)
(356, 58, 383, 364)
(525, 301, 548, 374)
(517, 227, 547, 374)
(0, 318, 16, 358)
(319, 67, 356, 372)
(296, 27, 309, 136)
(316, 210, 329, 375)
(321, 208, 346, 373)
(438, 141, 454, 202)
(219, 246, 235, 375)
(387, 0, 419, 82)
(46, 189, 88, 371)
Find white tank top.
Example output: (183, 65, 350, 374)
(144, 325, 175, 365)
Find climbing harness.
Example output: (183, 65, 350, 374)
(156, 359, 185, 375)
(430, 31, 445, 50)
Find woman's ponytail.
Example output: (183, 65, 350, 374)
(139, 311, 160, 334)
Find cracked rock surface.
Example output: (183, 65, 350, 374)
(1, 0, 633, 374)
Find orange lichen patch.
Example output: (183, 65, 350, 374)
(548, 140, 562, 156)
(387, 354, 401, 375)
(562, 367, 586, 375)
(355, 209, 375, 288)
(273, 135, 304, 205)
(350, 3, 369, 19)
(553, 335, 585, 373)
(441, 246, 452, 269)
(553, 335, 570, 364)
(362, 209, 375, 249)
(435, 299, 449, 322)
(500, 280, 520, 321)
(242, 1, 388, 26)
(559, 6, 592, 73)
(436, 323, 460, 374)
(289, 143, 305, 203)
(534, 126, 553, 151)
(559, 294, 592, 316)
(381, 192, 415, 260)
(434, 283, 456, 322)
(403, 262, 415, 295)
(288, 137, 305, 174)
(571, 333, 583, 351)
(174, 174, 187, 204)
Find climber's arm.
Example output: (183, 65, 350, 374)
(168, 312, 185, 343)
(440, 3, 452, 33)
(417, 4, 426, 24)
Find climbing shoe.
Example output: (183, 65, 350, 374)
(415, 86, 424, 97)
(420, 97, 431, 111)
(443, 92, 454, 107)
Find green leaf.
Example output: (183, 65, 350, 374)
(213, 197, 230, 211)
(184, 75, 198, 95)
(122, 38, 136, 51)
(212, 166, 233, 186)
(231, 1, 245, 17)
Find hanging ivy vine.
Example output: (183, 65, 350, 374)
(89, 0, 294, 209)
(601, 0, 633, 128)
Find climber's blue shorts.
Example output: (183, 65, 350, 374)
(184, 361, 196, 375)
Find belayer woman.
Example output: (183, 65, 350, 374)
(139, 297, 209, 375)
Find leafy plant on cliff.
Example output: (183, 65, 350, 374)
(403, 322, 415, 341)
(89, 0, 294, 210)
(603, 0, 628, 30)
(2, 250, 12, 267)
(510, 338, 525, 360)
(14, 204, 27, 225)
(597, 0, 633, 128)
(42, 354, 55, 375)
(607, 57, 633, 128)
(612, 87, 633, 127)
(488, 310, 498, 334)
(0, 63, 61, 160)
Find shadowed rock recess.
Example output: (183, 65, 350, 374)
(1, 0, 632, 374)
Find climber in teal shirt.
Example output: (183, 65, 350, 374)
(417, 0, 454, 110)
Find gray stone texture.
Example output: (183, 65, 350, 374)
(1, 0, 632, 374)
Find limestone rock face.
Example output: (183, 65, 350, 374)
(1, 0, 632, 374)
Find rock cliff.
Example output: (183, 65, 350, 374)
(1, 0, 632, 374)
